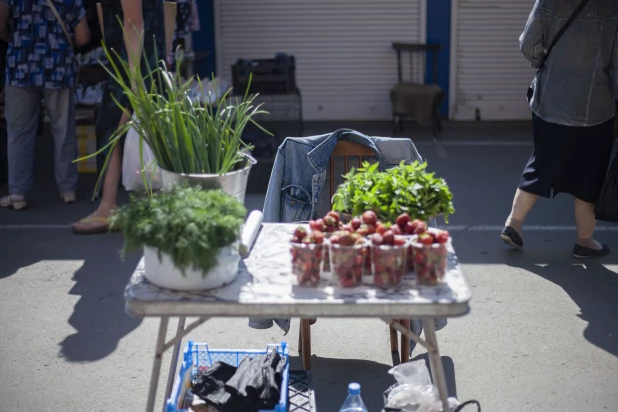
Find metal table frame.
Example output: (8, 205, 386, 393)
(124, 223, 472, 412)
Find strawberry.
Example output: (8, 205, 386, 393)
(351, 217, 362, 230)
(309, 220, 322, 232)
(404, 221, 416, 235)
(356, 226, 370, 237)
(338, 233, 355, 246)
(371, 233, 384, 246)
(291, 236, 302, 244)
(382, 230, 394, 245)
(330, 234, 341, 244)
(419, 233, 434, 246)
(362, 210, 377, 226)
(435, 230, 450, 244)
(324, 215, 337, 228)
(294, 226, 308, 240)
(366, 224, 377, 235)
(326, 211, 340, 224)
(412, 219, 427, 235)
(313, 231, 325, 244)
(393, 236, 407, 246)
(395, 213, 410, 229)
(376, 223, 387, 235)
(413, 224, 427, 235)
(342, 224, 354, 233)
(391, 225, 402, 235)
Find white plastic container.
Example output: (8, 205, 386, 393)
(143, 243, 240, 291)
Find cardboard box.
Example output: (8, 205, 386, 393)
(76, 124, 97, 174)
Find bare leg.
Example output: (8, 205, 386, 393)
(574, 198, 602, 250)
(506, 188, 539, 234)
(72, 112, 129, 232)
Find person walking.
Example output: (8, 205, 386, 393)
(71, 0, 165, 233)
(0, 0, 90, 210)
(501, 0, 618, 258)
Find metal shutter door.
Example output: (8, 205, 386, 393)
(215, 0, 424, 121)
(451, 0, 535, 120)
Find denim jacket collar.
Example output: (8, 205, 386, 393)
(306, 129, 383, 172)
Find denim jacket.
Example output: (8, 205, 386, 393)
(262, 129, 423, 223)
(522, 0, 618, 127)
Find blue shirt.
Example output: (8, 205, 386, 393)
(4, 0, 86, 89)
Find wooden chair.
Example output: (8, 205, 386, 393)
(391, 43, 444, 138)
(297, 140, 411, 370)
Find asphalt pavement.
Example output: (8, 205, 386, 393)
(1, 123, 617, 411)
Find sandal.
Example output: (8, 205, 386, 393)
(71, 216, 117, 235)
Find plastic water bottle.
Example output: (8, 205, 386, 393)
(339, 382, 368, 412)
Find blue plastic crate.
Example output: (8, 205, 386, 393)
(166, 340, 289, 412)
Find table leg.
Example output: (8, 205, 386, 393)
(146, 317, 170, 412)
(423, 318, 449, 411)
(162, 316, 186, 412)
(400, 319, 410, 364)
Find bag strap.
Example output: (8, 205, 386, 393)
(45, 0, 74, 50)
(539, 0, 590, 69)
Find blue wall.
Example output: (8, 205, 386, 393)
(192, 0, 216, 79)
(426, 0, 451, 117)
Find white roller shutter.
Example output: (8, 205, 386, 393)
(451, 0, 535, 120)
(215, 0, 424, 121)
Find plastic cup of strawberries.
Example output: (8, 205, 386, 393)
(369, 231, 407, 288)
(410, 229, 450, 286)
(290, 226, 325, 287)
(329, 231, 367, 288)
(309, 211, 344, 273)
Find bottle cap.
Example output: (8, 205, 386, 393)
(348, 382, 361, 395)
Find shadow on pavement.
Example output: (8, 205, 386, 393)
(58, 236, 142, 362)
(503, 250, 618, 359)
(0, 227, 142, 362)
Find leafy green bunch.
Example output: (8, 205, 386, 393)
(81, 22, 270, 195)
(332, 161, 455, 223)
(110, 185, 247, 275)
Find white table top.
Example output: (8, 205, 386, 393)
(125, 224, 472, 318)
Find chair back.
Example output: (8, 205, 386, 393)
(328, 140, 376, 203)
(392, 43, 441, 85)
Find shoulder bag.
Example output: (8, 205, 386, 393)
(527, 0, 590, 103)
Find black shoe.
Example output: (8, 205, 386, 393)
(500, 226, 523, 249)
(572, 244, 610, 259)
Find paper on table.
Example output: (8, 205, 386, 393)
(240, 211, 263, 257)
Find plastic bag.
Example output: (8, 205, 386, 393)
(595, 153, 618, 223)
(385, 361, 460, 412)
(122, 116, 162, 191)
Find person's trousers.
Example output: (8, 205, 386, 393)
(5, 86, 77, 195)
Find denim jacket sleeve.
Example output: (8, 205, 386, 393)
(520, 0, 545, 69)
(263, 147, 285, 223)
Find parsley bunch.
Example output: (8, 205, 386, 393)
(111, 185, 247, 276)
(332, 161, 455, 223)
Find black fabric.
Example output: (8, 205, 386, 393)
(192, 361, 238, 398)
(518, 113, 615, 204)
(192, 350, 286, 412)
(595, 153, 618, 223)
(572, 244, 610, 258)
